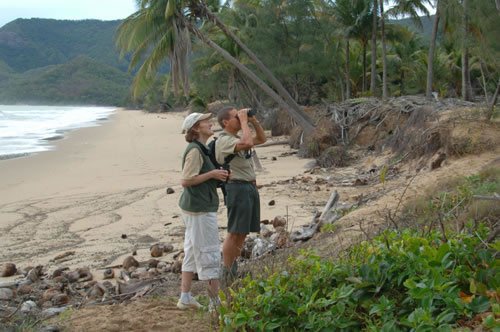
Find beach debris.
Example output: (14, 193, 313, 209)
(290, 224, 319, 242)
(51, 251, 75, 262)
(26, 266, 44, 283)
(271, 216, 287, 228)
(121, 234, 128, 239)
(171, 256, 183, 274)
(87, 283, 105, 299)
(146, 259, 159, 269)
(270, 228, 290, 249)
(0, 288, 15, 300)
(318, 190, 340, 226)
(17, 284, 33, 295)
(150, 243, 174, 258)
(51, 267, 69, 279)
(103, 269, 114, 280)
(166, 187, 175, 194)
(272, 156, 277, 161)
(1, 263, 17, 277)
(122, 256, 139, 270)
(260, 225, 273, 238)
(251, 238, 275, 258)
(20, 300, 38, 314)
(150, 244, 163, 257)
(268, 200, 275, 206)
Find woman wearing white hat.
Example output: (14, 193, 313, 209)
(177, 112, 228, 311)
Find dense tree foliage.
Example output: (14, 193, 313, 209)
(186, 0, 498, 107)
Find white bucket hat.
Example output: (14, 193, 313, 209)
(181, 112, 212, 132)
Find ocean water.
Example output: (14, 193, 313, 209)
(0, 105, 115, 159)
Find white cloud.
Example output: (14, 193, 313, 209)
(0, 0, 137, 27)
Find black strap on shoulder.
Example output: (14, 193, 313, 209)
(192, 140, 209, 156)
(193, 139, 235, 167)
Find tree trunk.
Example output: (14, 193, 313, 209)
(479, 59, 489, 102)
(370, 0, 378, 95)
(345, 38, 351, 100)
(462, 0, 472, 101)
(187, 22, 315, 134)
(379, 0, 388, 99)
(362, 42, 367, 93)
(487, 78, 500, 121)
(201, 5, 314, 129)
(426, 5, 440, 99)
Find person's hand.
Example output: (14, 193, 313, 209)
(248, 115, 260, 126)
(237, 109, 249, 123)
(211, 169, 229, 181)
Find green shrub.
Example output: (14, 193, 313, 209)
(220, 227, 499, 331)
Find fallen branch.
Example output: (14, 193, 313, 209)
(473, 194, 500, 201)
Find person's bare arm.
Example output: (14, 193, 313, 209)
(248, 116, 266, 145)
(181, 169, 228, 187)
(234, 109, 254, 153)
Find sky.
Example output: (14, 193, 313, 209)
(0, 0, 138, 28)
(0, 0, 436, 29)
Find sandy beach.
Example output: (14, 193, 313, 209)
(0, 109, 313, 273)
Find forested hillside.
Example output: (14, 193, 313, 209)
(0, 56, 131, 105)
(0, 18, 127, 72)
(0, 19, 132, 106)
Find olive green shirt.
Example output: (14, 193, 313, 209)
(215, 132, 256, 181)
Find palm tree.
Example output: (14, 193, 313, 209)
(385, 0, 432, 99)
(379, 0, 388, 99)
(426, 1, 440, 99)
(461, 0, 472, 101)
(370, 0, 378, 95)
(116, 0, 315, 134)
(332, 0, 372, 99)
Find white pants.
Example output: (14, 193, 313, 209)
(181, 212, 221, 280)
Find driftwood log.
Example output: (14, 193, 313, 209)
(318, 190, 340, 226)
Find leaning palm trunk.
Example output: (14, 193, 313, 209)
(187, 22, 315, 134)
(426, 5, 440, 100)
(199, 4, 314, 130)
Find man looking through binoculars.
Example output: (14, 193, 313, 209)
(215, 106, 266, 283)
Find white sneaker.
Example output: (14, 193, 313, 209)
(177, 297, 203, 310)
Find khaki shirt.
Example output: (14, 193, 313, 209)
(182, 148, 203, 180)
(215, 132, 255, 181)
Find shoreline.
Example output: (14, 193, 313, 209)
(0, 106, 114, 162)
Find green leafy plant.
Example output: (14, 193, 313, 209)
(220, 226, 499, 331)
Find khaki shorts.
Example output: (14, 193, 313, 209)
(181, 212, 221, 280)
(225, 182, 261, 234)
